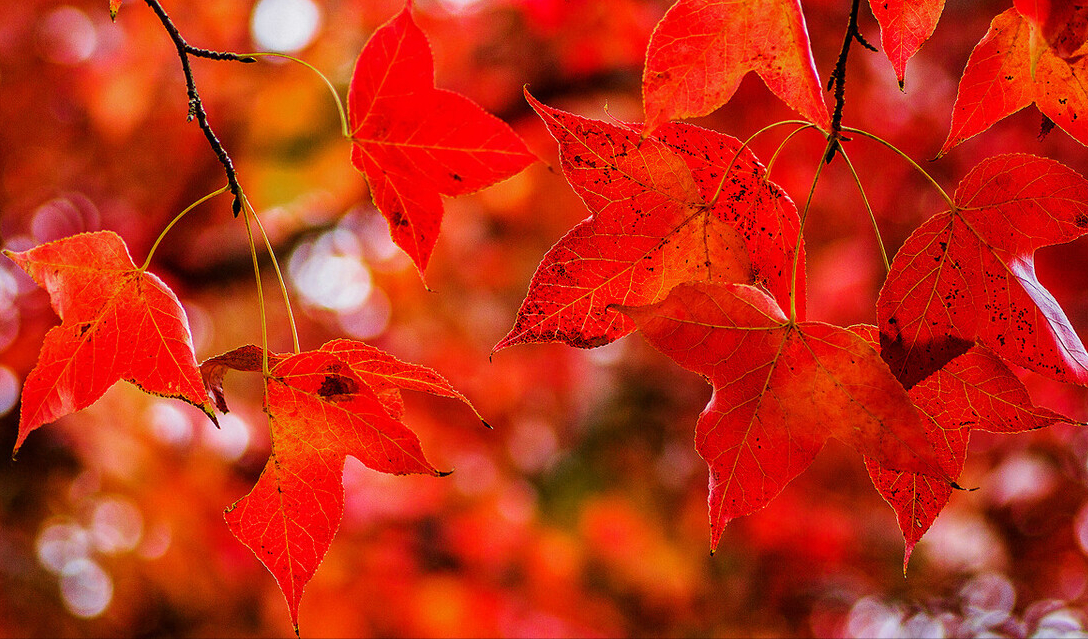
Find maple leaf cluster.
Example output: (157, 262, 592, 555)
(495, 0, 1088, 569)
(6, 0, 1088, 633)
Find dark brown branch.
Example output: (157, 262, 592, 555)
(142, 0, 255, 216)
(823, 0, 877, 164)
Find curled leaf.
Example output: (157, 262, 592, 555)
(878, 154, 1088, 387)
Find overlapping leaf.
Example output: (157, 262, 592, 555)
(617, 282, 946, 547)
(868, 0, 946, 86)
(3, 231, 213, 452)
(642, 0, 830, 136)
(1014, 0, 1088, 59)
(347, 1, 536, 278)
(201, 340, 477, 633)
(878, 154, 1088, 388)
(496, 91, 804, 351)
(942, 7, 1088, 154)
(852, 326, 1067, 567)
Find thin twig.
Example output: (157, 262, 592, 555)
(824, 0, 877, 164)
(142, 0, 255, 216)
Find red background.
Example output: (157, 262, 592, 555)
(2, 0, 1088, 636)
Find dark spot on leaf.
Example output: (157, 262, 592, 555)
(1040, 115, 1056, 140)
(554, 330, 612, 349)
(318, 374, 358, 399)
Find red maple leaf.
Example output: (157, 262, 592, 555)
(201, 340, 478, 633)
(852, 325, 1068, 568)
(616, 282, 946, 548)
(868, 0, 945, 86)
(942, 7, 1088, 154)
(3, 231, 213, 452)
(495, 91, 804, 351)
(642, 0, 830, 136)
(877, 154, 1088, 388)
(347, 1, 536, 279)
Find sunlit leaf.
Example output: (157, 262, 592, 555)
(496, 92, 804, 351)
(4, 231, 213, 452)
(347, 1, 536, 279)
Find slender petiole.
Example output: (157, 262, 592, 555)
(839, 147, 890, 273)
(243, 52, 350, 139)
(790, 140, 833, 322)
(709, 119, 824, 207)
(141, 185, 229, 271)
(241, 199, 270, 376)
(843, 126, 957, 211)
(247, 203, 301, 354)
(766, 124, 820, 180)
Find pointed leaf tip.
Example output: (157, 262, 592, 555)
(868, 0, 945, 86)
(859, 320, 1070, 563)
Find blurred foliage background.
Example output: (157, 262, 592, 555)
(3, 0, 1088, 636)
